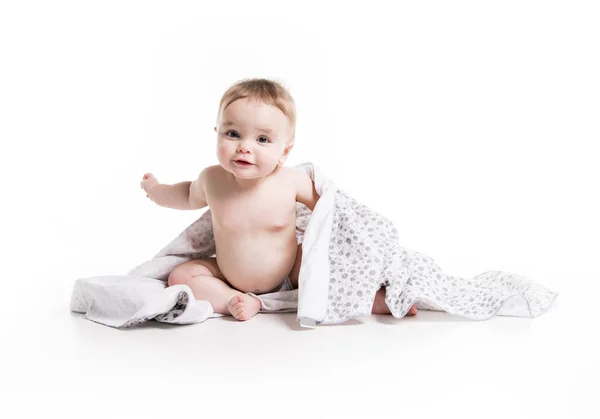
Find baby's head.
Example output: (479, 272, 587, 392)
(214, 78, 296, 180)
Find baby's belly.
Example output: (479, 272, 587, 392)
(214, 227, 298, 294)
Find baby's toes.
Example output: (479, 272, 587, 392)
(228, 295, 246, 319)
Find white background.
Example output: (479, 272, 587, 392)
(1, 1, 598, 418)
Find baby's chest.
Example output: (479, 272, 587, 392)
(209, 190, 296, 232)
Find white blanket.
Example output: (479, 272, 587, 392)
(70, 162, 558, 328)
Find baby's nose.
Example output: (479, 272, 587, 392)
(237, 142, 251, 152)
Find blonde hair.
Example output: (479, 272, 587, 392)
(216, 78, 296, 143)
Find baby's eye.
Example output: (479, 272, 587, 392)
(226, 130, 240, 138)
(257, 136, 270, 144)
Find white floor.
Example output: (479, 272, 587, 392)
(1, 273, 595, 419)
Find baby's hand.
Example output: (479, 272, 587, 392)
(140, 173, 159, 197)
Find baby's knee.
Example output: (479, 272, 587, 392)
(167, 268, 187, 287)
(167, 261, 212, 286)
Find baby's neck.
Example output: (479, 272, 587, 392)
(229, 172, 269, 189)
(228, 165, 281, 189)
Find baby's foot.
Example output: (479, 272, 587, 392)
(228, 294, 262, 321)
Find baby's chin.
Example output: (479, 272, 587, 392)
(225, 161, 281, 177)
(223, 163, 266, 179)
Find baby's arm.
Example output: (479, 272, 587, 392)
(188, 168, 208, 209)
(294, 168, 320, 211)
(141, 168, 208, 210)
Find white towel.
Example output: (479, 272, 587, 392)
(70, 162, 558, 328)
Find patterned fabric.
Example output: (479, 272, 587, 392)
(321, 190, 558, 324)
(71, 161, 558, 328)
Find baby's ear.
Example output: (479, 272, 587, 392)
(214, 127, 217, 132)
(278, 142, 294, 165)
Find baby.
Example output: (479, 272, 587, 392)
(140, 78, 417, 321)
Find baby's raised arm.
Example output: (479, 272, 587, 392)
(188, 168, 208, 209)
(141, 168, 208, 210)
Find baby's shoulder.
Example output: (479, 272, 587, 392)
(272, 165, 299, 187)
(200, 164, 225, 180)
(277, 165, 305, 178)
(278, 165, 311, 186)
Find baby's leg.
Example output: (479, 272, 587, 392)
(372, 287, 417, 316)
(167, 258, 261, 321)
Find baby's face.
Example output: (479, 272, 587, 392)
(215, 98, 293, 180)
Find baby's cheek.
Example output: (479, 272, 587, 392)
(216, 143, 229, 160)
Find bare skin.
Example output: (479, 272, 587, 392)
(207, 165, 299, 294)
(160, 164, 304, 320)
(141, 96, 417, 320)
(143, 166, 417, 320)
